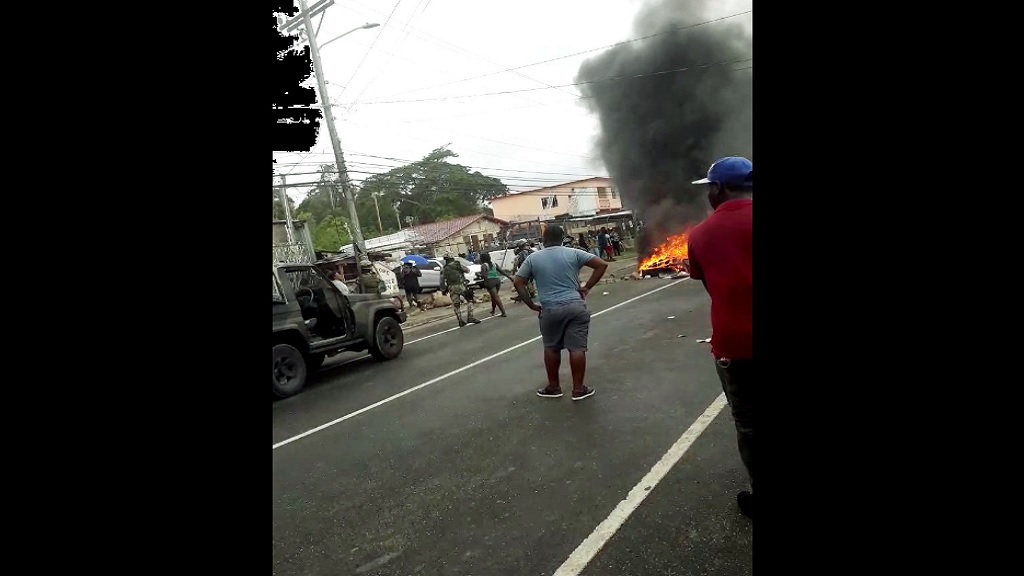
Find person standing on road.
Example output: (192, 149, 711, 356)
(440, 254, 480, 327)
(598, 227, 616, 261)
(400, 262, 423, 310)
(479, 252, 513, 317)
(577, 233, 590, 253)
(513, 224, 609, 401)
(512, 240, 537, 301)
(687, 156, 754, 519)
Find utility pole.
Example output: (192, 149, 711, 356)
(296, 0, 366, 260)
(278, 174, 296, 245)
(372, 193, 384, 234)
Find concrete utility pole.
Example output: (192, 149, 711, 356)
(372, 193, 384, 233)
(295, 0, 366, 259)
(278, 174, 296, 245)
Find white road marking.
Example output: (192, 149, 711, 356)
(552, 393, 729, 576)
(330, 315, 499, 369)
(273, 279, 689, 450)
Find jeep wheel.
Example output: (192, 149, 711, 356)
(369, 316, 404, 361)
(273, 344, 307, 398)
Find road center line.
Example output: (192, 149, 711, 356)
(552, 392, 728, 576)
(273, 278, 689, 450)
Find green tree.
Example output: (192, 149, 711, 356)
(296, 209, 353, 251)
(272, 189, 297, 220)
(357, 146, 508, 228)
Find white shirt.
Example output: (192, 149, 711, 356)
(332, 279, 350, 295)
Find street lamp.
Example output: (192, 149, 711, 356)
(319, 23, 380, 50)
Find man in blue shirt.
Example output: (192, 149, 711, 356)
(514, 225, 609, 401)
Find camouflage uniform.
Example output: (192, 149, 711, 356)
(441, 259, 479, 326)
(358, 261, 383, 295)
(512, 248, 537, 299)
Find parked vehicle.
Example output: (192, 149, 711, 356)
(393, 256, 484, 294)
(272, 263, 407, 398)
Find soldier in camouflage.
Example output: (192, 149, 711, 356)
(359, 260, 384, 295)
(439, 254, 480, 326)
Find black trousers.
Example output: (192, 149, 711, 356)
(715, 357, 753, 492)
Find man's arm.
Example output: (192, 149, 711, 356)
(513, 259, 540, 312)
(578, 251, 608, 298)
(513, 277, 540, 312)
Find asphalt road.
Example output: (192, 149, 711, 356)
(273, 277, 752, 576)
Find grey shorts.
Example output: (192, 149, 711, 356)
(539, 300, 591, 352)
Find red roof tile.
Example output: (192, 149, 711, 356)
(405, 215, 508, 245)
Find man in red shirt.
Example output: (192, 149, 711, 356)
(687, 156, 754, 519)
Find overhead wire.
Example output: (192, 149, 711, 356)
(344, 57, 752, 105)
(346, 0, 432, 109)
(379, 9, 753, 100)
(336, 0, 405, 98)
(341, 0, 584, 105)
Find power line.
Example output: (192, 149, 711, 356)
(339, 150, 603, 175)
(271, 167, 599, 185)
(344, 57, 752, 105)
(275, 147, 599, 173)
(381, 10, 753, 100)
(280, 159, 595, 178)
(275, 181, 620, 196)
(275, 158, 604, 179)
(337, 0, 404, 98)
(346, 0, 431, 109)
(341, 0, 584, 104)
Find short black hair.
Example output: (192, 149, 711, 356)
(543, 224, 565, 245)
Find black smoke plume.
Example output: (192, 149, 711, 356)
(576, 0, 752, 257)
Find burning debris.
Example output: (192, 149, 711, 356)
(576, 0, 751, 274)
(637, 231, 691, 277)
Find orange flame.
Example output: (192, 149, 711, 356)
(638, 232, 690, 272)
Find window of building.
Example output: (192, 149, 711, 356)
(541, 195, 559, 209)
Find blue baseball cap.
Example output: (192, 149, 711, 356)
(692, 156, 753, 187)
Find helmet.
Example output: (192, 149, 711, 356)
(516, 239, 527, 247)
(359, 259, 372, 267)
(443, 254, 454, 262)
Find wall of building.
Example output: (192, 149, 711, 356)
(489, 177, 623, 222)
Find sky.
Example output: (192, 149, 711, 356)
(272, 0, 752, 204)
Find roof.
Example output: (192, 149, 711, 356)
(490, 177, 612, 201)
(334, 214, 509, 256)
(403, 214, 508, 244)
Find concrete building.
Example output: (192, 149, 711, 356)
(488, 177, 623, 223)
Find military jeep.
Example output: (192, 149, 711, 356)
(272, 263, 407, 398)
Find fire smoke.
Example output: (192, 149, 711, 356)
(577, 0, 752, 257)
